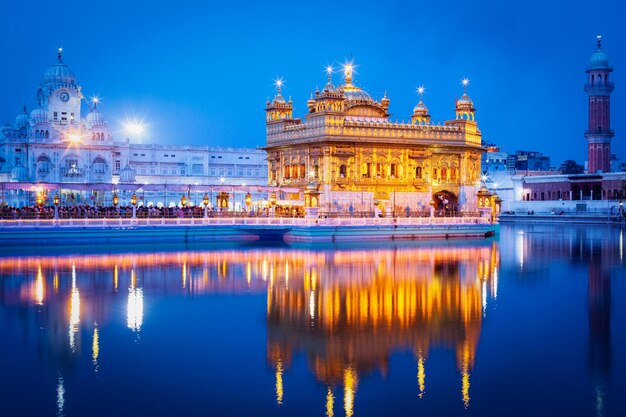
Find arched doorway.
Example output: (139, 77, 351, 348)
(432, 190, 458, 216)
(572, 185, 581, 200)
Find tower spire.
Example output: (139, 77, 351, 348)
(597, 33, 602, 49)
(58, 47, 63, 61)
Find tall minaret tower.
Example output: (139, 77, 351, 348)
(584, 34, 614, 173)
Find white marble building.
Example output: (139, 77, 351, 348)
(0, 49, 267, 207)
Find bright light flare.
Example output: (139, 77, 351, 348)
(461, 78, 470, 88)
(91, 96, 100, 104)
(416, 85, 425, 96)
(124, 120, 145, 137)
(68, 132, 81, 143)
(325, 65, 334, 75)
(274, 78, 284, 89)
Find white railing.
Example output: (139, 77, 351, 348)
(0, 216, 491, 229)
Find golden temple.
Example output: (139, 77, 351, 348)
(264, 64, 484, 214)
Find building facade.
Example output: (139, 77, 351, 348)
(263, 66, 484, 214)
(0, 49, 267, 207)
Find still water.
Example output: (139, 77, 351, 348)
(0, 224, 624, 416)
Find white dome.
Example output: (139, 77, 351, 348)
(86, 108, 105, 126)
(11, 163, 28, 181)
(30, 107, 48, 124)
(44, 58, 76, 86)
(15, 110, 29, 128)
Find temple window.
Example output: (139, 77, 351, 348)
(441, 168, 447, 181)
(433, 168, 438, 179)
(390, 164, 398, 178)
(416, 166, 422, 179)
(339, 165, 347, 178)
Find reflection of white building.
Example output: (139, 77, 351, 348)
(0, 49, 267, 207)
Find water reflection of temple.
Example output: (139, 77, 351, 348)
(266, 243, 500, 414)
(0, 243, 500, 414)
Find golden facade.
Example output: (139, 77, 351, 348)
(264, 66, 484, 213)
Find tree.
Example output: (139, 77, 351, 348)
(559, 159, 584, 174)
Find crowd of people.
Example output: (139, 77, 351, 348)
(0, 204, 307, 220)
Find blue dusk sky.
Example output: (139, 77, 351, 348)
(1, 0, 624, 166)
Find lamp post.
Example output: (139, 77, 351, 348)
(131, 193, 137, 219)
(181, 195, 187, 208)
(113, 193, 119, 208)
(53, 193, 60, 220)
(203, 193, 209, 219)
(245, 192, 252, 212)
(36, 192, 44, 209)
(269, 192, 277, 217)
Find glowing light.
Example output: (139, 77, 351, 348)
(35, 266, 45, 305)
(417, 351, 426, 398)
(275, 359, 284, 405)
(68, 132, 81, 143)
(92, 327, 99, 372)
(91, 96, 100, 105)
(461, 364, 470, 409)
(309, 290, 315, 320)
(127, 284, 144, 332)
(461, 78, 470, 88)
(343, 367, 358, 417)
(56, 375, 65, 417)
(124, 120, 145, 137)
(326, 387, 334, 417)
(274, 78, 284, 91)
(493, 266, 498, 300)
(481, 278, 487, 317)
(416, 85, 425, 96)
(68, 264, 80, 352)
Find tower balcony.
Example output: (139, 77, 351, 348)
(585, 129, 614, 137)
(584, 82, 615, 95)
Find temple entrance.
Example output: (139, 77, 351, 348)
(432, 190, 458, 216)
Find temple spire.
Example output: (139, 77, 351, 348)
(597, 33, 602, 49)
(58, 47, 63, 61)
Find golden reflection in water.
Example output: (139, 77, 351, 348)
(68, 264, 80, 352)
(35, 266, 45, 305)
(326, 387, 334, 417)
(343, 367, 358, 417)
(461, 363, 470, 409)
(53, 272, 59, 293)
(0, 243, 500, 411)
(92, 327, 99, 372)
(266, 243, 499, 411)
(275, 358, 284, 405)
(417, 350, 426, 398)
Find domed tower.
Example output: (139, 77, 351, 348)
(308, 66, 345, 115)
(584, 34, 614, 173)
(412, 87, 430, 125)
(266, 79, 293, 122)
(35, 48, 83, 128)
(86, 98, 110, 143)
(15, 105, 29, 130)
(455, 79, 475, 121)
